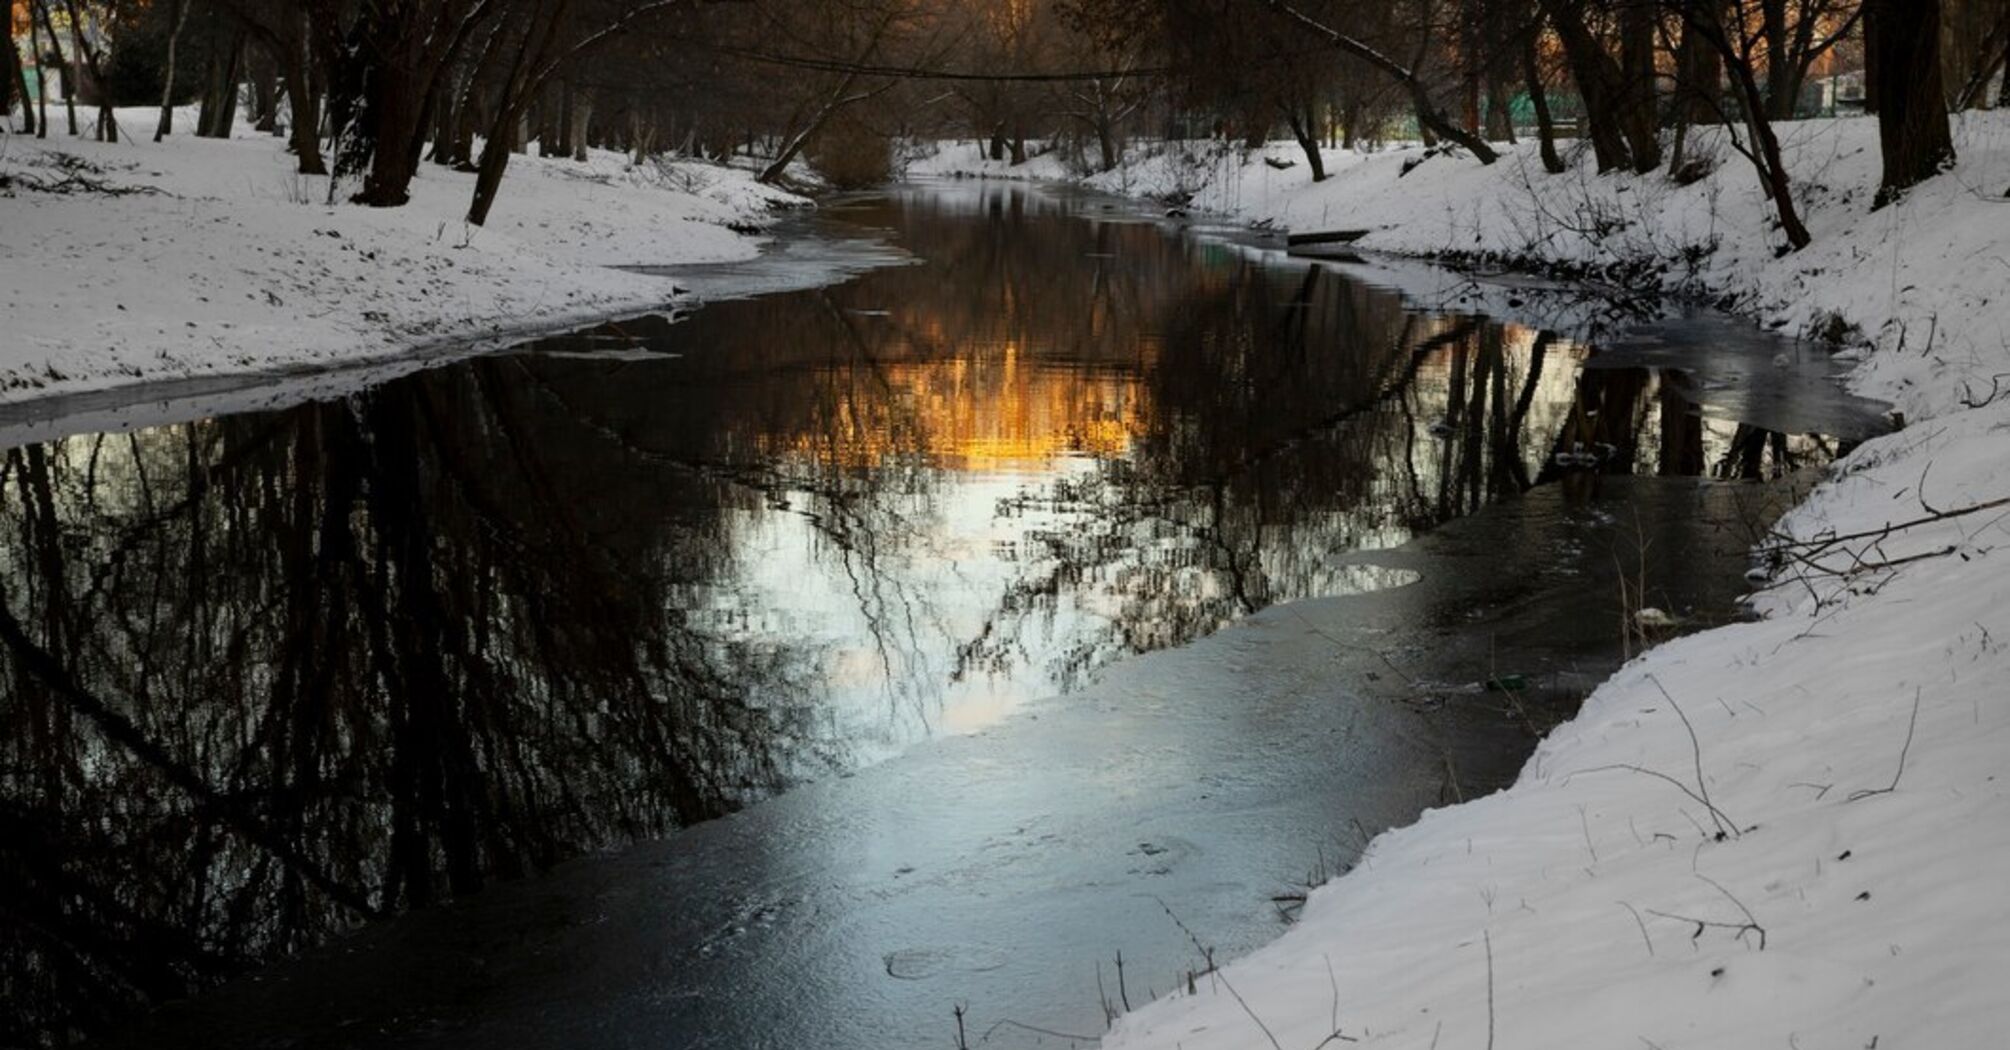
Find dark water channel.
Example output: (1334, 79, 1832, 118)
(0, 184, 1886, 1048)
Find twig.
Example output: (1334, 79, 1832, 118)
(1764, 493, 2010, 551)
(1565, 764, 1741, 839)
(1848, 687, 1922, 802)
(1648, 676, 1737, 839)
(1695, 872, 1763, 947)
(1484, 929, 1497, 1050)
(1644, 872, 1767, 951)
(1645, 906, 1767, 951)
(1619, 901, 1655, 957)
(1308, 953, 1360, 1047)
(1327, 953, 1341, 1034)
(977, 1018, 1102, 1043)
(1154, 898, 1282, 1050)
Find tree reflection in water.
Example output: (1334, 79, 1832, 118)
(0, 184, 1840, 1045)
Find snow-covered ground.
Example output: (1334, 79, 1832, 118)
(907, 121, 2010, 1047)
(0, 108, 805, 401)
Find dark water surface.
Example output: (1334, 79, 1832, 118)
(0, 184, 1884, 1048)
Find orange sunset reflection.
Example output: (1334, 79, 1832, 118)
(762, 339, 1155, 472)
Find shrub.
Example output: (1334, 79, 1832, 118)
(808, 115, 892, 189)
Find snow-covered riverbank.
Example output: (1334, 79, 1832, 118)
(0, 112, 805, 402)
(919, 119, 2010, 1048)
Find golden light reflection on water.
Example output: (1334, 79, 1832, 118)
(760, 343, 1151, 472)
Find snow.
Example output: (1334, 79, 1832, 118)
(900, 138, 1078, 182)
(1054, 116, 2010, 1049)
(0, 107, 807, 401)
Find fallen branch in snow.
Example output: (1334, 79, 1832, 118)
(1483, 929, 1497, 1050)
(1618, 901, 1656, 957)
(1847, 688, 1923, 802)
(1957, 373, 2010, 409)
(1, 166, 165, 197)
(976, 1017, 1102, 1043)
(1648, 873, 1769, 951)
(1764, 493, 2010, 553)
(1643, 908, 1767, 950)
(1566, 763, 1742, 841)
(0, 150, 166, 198)
(1650, 677, 1737, 840)
(1753, 493, 2010, 612)
(1307, 954, 1359, 1047)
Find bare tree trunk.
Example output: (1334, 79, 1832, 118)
(1540, 0, 1659, 172)
(154, 0, 191, 141)
(632, 109, 656, 165)
(469, 3, 575, 226)
(428, 70, 459, 165)
(1522, 29, 1565, 173)
(355, 69, 429, 205)
(762, 73, 869, 183)
(57, 0, 115, 141)
(2000, 23, 2010, 107)
(252, 55, 281, 134)
(30, 0, 76, 136)
(1668, 1, 1725, 175)
(1284, 104, 1327, 180)
(439, 25, 504, 169)
(557, 81, 577, 160)
(1485, 76, 1516, 142)
(353, 0, 497, 208)
(198, 30, 245, 139)
(7, 0, 35, 135)
(1683, 3, 1811, 247)
(538, 84, 565, 158)
(29, 4, 48, 138)
(280, 11, 327, 175)
(1867, 0, 1956, 205)
(452, 97, 480, 169)
(570, 88, 592, 161)
(1952, 6, 2010, 109)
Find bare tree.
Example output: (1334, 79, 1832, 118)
(153, 0, 191, 141)
(1865, 0, 1955, 204)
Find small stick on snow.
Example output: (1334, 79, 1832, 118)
(1648, 676, 1738, 839)
(1567, 765, 1740, 842)
(1848, 687, 1922, 802)
(1618, 901, 1655, 957)
(1483, 929, 1497, 1050)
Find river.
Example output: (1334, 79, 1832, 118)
(0, 182, 1886, 1049)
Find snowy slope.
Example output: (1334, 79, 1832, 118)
(1082, 118, 2010, 1049)
(0, 110, 805, 401)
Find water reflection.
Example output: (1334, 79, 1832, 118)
(0, 184, 1854, 1046)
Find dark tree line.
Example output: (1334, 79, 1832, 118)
(1047, 0, 1962, 246)
(2, 0, 1980, 229)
